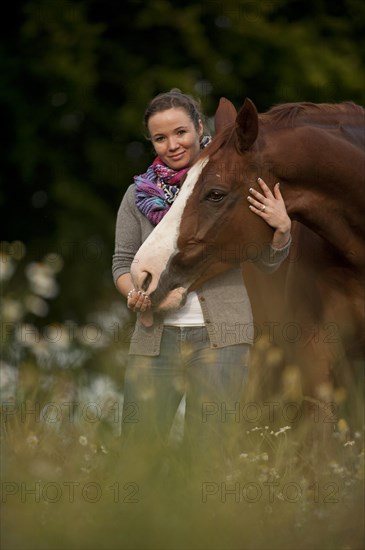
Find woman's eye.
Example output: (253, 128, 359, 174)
(206, 190, 226, 202)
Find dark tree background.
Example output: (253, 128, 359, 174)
(1, 0, 364, 324)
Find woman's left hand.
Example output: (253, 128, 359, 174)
(247, 177, 291, 247)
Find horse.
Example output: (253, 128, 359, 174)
(131, 97, 365, 441)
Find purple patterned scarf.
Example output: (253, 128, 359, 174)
(134, 157, 189, 225)
(134, 137, 211, 225)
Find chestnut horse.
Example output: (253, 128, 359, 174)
(131, 97, 365, 431)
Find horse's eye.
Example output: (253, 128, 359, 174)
(206, 190, 226, 202)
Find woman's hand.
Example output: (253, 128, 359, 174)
(247, 177, 291, 248)
(115, 274, 153, 326)
(127, 289, 151, 313)
(127, 289, 153, 327)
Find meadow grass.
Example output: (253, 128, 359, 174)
(1, 359, 364, 550)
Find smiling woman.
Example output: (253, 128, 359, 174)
(112, 90, 291, 477)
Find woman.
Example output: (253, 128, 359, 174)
(112, 89, 291, 475)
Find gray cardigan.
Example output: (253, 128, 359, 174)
(112, 185, 291, 356)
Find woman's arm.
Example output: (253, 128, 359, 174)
(116, 272, 134, 299)
(246, 177, 292, 272)
(113, 186, 151, 312)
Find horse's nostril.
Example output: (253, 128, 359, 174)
(142, 272, 152, 292)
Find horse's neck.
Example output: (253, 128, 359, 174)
(271, 125, 365, 269)
(285, 187, 365, 271)
(300, 112, 365, 150)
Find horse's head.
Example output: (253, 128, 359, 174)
(131, 97, 275, 309)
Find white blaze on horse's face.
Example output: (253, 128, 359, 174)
(131, 158, 209, 302)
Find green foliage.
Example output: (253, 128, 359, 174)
(1, 0, 364, 321)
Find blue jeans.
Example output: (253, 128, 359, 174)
(122, 326, 250, 473)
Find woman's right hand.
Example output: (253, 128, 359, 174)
(115, 274, 153, 325)
(127, 289, 151, 312)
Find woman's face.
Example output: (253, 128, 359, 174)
(148, 108, 203, 170)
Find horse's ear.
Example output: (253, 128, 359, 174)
(214, 97, 237, 133)
(236, 98, 259, 151)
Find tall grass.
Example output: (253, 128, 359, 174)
(1, 243, 364, 549)
(1, 360, 363, 550)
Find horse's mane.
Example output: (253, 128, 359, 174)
(200, 123, 236, 159)
(261, 101, 364, 128)
(199, 101, 365, 160)
(199, 100, 364, 161)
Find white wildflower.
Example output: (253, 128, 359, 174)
(26, 433, 39, 448)
(78, 435, 88, 446)
(0, 255, 15, 281)
(0, 362, 18, 402)
(44, 323, 70, 349)
(1, 298, 24, 322)
(24, 294, 49, 317)
(43, 253, 63, 273)
(25, 262, 59, 298)
(274, 426, 291, 436)
(15, 323, 40, 347)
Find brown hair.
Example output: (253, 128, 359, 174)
(144, 88, 204, 133)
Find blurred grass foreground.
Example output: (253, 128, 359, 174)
(1, 241, 364, 550)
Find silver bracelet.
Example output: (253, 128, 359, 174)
(127, 289, 136, 299)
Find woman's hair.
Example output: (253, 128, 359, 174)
(144, 88, 204, 132)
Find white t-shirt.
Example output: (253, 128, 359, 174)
(163, 291, 205, 326)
